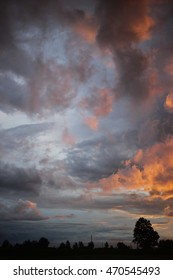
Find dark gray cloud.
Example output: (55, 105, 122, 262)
(96, 0, 153, 48)
(151, 1, 173, 85)
(0, 219, 133, 245)
(0, 59, 77, 114)
(0, 181, 170, 244)
(0, 199, 47, 221)
(36, 187, 166, 217)
(0, 162, 42, 196)
(0, 199, 75, 222)
(65, 131, 137, 181)
(95, 0, 154, 102)
(1, 122, 53, 138)
(0, 0, 96, 115)
(0, 0, 72, 50)
(121, 194, 166, 216)
(0, 72, 28, 113)
(137, 97, 173, 148)
(0, 220, 80, 245)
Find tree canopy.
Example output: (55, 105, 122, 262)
(133, 217, 159, 249)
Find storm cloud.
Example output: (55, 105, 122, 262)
(0, 162, 42, 196)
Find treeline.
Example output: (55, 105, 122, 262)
(1, 218, 173, 259)
(0, 238, 173, 259)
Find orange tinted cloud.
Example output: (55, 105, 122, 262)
(96, 0, 155, 49)
(24, 200, 37, 210)
(84, 116, 98, 131)
(131, 13, 154, 41)
(73, 14, 97, 43)
(164, 206, 173, 217)
(96, 0, 156, 102)
(165, 93, 173, 112)
(134, 149, 143, 163)
(91, 137, 173, 200)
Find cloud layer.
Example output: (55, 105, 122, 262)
(1, 0, 173, 244)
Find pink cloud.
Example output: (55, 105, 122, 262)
(0, 200, 47, 221)
(84, 116, 98, 131)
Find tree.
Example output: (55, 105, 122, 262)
(104, 242, 109, 249)
(158, 239, 173, 251)
(87, 241, 94, 250)
(38, 237, 49, 248)
(2, 240, 12, 249)
(73, 242, 78, 250)
(117, 242, 129, 251)
(59, 242, 65, 250)
(133, 217, 159, 249)
(78, 241, 84, 249)
(65, 240, 71, 249)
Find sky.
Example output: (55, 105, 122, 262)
(0, 0, 173, 246)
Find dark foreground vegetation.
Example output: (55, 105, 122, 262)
(0, 218, 173, 259)
(0, 238, 173, 260)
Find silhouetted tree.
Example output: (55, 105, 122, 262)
(73, 242, 78, 250)
(133, 217, 159, 249)
(117, 242, 129, 250)
(2, 240, 12, 249)
(2, 235, 173, 259)
(23, 240, 38, 249)
(38, 237, 49, 248)
(65, 240, 71, 249)
(59, 242, 65, 249)
(158, 239, 173, 251)
(104, 242, 109, 249)
(78, 241, 84, 249)
(87, 241, 94, 250)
